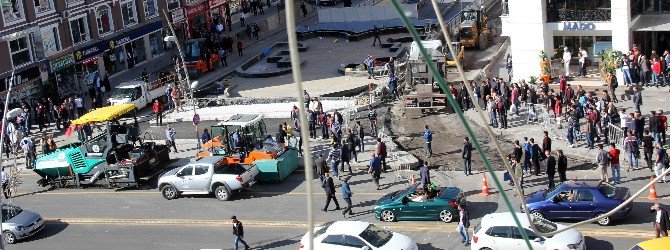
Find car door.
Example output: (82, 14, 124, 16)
(546, 190, 575, 219)
(190, 165, 212, 191)
(320, 235, 358, 250)
(394, 194, 419, 219)
(511, 226, 543, 249)
(569, 190, 598, 219)
(484, 226, 516, 250)
(177, 166, 194, 191)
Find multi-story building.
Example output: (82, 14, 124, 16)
(501, 0, 670, 81)
(0, 0, 242, 101)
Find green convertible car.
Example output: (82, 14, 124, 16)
(374, 184, 465, 223)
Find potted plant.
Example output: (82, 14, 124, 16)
(539, 50, 551, 83)
(598, 49, 622, 82)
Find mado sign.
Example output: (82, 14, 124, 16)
(563, 22, 596, 31)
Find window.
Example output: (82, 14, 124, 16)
(33, 0, 53, 14)
(358, 224, 393, 248)
(194, 165, 209, 175)
(41, 25, 61, 56)
(144, 0, 158, 19)
(9, 36, 33, 67)
(343, 236, 367, 248)
(67, 0, 84, 6)
(485, 226, 512, 238)
(214, 163, 246, 175)
(575, 190, 595, 202)
(512, 227, 539, 240)
(121, 0, 138, 27)
(167, 0, 180, 10)
(179, 166, 193, 176)
(96, 7, 113, 35)
(1, 0, 25, 24)
(321, 235, 345, 246)
(70, 16, 90, 44)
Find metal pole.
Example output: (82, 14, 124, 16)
(283, 1, 314, 249)
(163, 10, 200, 148)
(0, 69, 15, 250)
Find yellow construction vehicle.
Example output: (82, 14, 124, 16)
(457, 8, 493, 50)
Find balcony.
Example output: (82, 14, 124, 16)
(547, 8, 611, 22)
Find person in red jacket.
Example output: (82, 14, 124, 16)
(652, 58, 662, 87)
(152, 99, 163, 126)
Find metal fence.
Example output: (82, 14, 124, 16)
(607, 123, 625, 149)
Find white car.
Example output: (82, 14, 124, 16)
(299, 221, 418, 250)
(471, 213, 585, 250)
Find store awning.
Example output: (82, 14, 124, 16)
(71, 104, 137, 125)
(631, 14, 670, 31)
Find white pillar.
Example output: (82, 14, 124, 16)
(507, 0, 552, 82)
(611, 0, 631, 52)
(144, 35, 153, 60)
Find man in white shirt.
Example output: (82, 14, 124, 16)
(562, 47, 572, 77)
(74, 95, 84, 118)
(579, 47, 588, 77)
(652, 203, 670, 238)
(620, 109, 629, 135)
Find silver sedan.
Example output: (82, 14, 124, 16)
(2, 205, 44, 244)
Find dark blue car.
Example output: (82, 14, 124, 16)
(521, 180, 632, 226)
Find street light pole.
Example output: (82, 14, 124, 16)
(0, 69, 15, 250)
(163, 10, 200, 148)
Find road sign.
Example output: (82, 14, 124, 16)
(193, 114, 200, 126)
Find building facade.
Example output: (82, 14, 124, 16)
(501, 0, 670, 81)
(0, 0, 243, 101)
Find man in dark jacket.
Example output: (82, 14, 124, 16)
(341, 178, 353, 217)
(322, 173, 340, 211)
(231, 216, 250, 250)
(419, 160, 431, 189)
(457, 204, 471, 246)
(372, 25, 381, 46)
(462, 137, 473, 176)
(314, 153, 328, 182)
(340, 141, 351, 173)
(557, 150, 568, 183)
(649, 111, 662, 144)
(369, 153, 382, 189)
(545, 150, 557, 189)
(642, 130, 655, 170)
(276, 124, 286, 148)
(542, 131, 552, 153)
(633, 86, 643, 112)
(652, 203, 670, 238)
(530, 138, 542, 175)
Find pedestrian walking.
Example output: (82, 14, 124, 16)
(545, 150, 556, 189)
(457, 204, 471, 246)
(240, 11, 246, 27)
(633, 86, 643, 112)
(376, 138, 387, 172)
(530, 138, 542, 175)
(542, 131, 552, 153)
(423, 125, 433, 157)
(624, 130, 640, 171)
(201, 128, 211, 144)
(419, 160, 431, 189)
(300, 1, 308, 17)
(340, 140, 352, 173)
(328, 144, 341, 179)
(341, 178, 353, 217)
(462, 137, 473, 175)
(237, 40, 244, 56)
(369, 153, 382, 190)
(372, 25, 381, 46)
(596, 144, 610, 183)
(356, 121, 365, 152)
(165, 125, 177, 153)
(218, 48, 228, 67)
(655, 144, 667, 183)
(321, 173, 341, 211)
(20, 136, 36, 169)
(650, 111, 663, 144)
(152, 99, 163, 126)
(365, 56, 374, 79)
(642, 130, 655, 170)
(1, 168, 8, 199)
(609, 143, 621, 184)
(651, 203, 670, 238)
(368, 105, 377, 136)
(557, 150, 567, 183)
(314, 153, 328, 182)
(231, 216, 250, 250)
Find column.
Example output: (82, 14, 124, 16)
(611, 0, 631, 52)
(144, 35, 153, 61)
(507, 0, 553, 81)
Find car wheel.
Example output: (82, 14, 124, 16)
(439, 210, 455, 223)
(215, 185, 231, 201)
(380, 210, 396, 222)
(161, 185, 178, 200)
(530, 210, 545, 220)
(3, 231, 16, 244)
(595, 213, 611, 226)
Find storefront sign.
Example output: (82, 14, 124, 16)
(186, 1, 208, 19)
(74, 42, 109, 63)
(172, 8, 186, 23)
(185, 0, 204, 6)
(209, 0, 225, 8)
(48, 54, 75, 73)
(110, 22, 164, 48)
(562, 21, 595, 31)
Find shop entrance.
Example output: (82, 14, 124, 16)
(633, 31, 670, 54)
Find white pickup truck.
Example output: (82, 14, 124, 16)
(108, 80, 167, 108)
(157, 156, 259, 201)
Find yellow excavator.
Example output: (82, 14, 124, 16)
(457, 8, 493, 50)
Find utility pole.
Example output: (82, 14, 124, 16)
(0, 69, 15, 250)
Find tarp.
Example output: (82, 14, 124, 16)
(631, 14, 670, 31)
(70, 104, 137, 125)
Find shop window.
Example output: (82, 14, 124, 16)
(33, 0, 53, 14)
(96, 7, 114, 36)
(1, 0, 25, 24)
(121, 0, 138, 28)
(9, 36, 33, 67)
(167, 0, 180, 10)
(144, 0, 158, 19)
(546, 0, 611, 22)
(149, 32, 165, 57)
(40, 24, 61, 56)
(131, 39, 146, 65)
(70, 15, 90, 44)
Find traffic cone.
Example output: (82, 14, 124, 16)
(481, 174, 490, 196)
(649, 176, 659, 200)
(410, 174, 416, 185)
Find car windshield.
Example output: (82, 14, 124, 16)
(314, 221, 334, 238)
(359, 224, 393, 248)
(183, 42, 201, 61)
(599, 182, 617, 198)
(1, 205, 23, 222)
(392, 186, 413, 200)
(111, 88, 135, 99)
(543, 184, 562, 198)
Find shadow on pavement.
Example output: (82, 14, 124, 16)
(251, 236, 301, 250)
(20, 220, 69, 244)
(468, 201, 499, 220)
(585, 236, 615, 250)
(416, 243, 442, 250)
